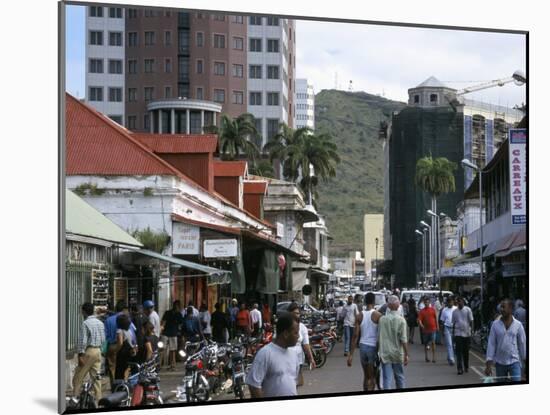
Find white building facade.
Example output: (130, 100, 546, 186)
(247, 16, 294, 148)
(85, 5, 126, 125)
(295, 78, 315, 130)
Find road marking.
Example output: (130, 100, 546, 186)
(469, 350, 485, 363)
(470, 365, 485, 379)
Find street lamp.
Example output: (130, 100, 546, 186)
(427, 209, 442, 288)
(420, 220, 433, 282)
(374, 237, 379, 290)
(415, 229, 425, 288)
(462, 158, 484, 326)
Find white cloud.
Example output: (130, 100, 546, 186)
(296, 20, 526, 105)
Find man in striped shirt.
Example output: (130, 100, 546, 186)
(72, 302, 105, 400)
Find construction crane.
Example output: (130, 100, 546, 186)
(456, 70, 526, 96)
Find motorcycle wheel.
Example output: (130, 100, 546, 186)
(79, 393, 97, 409)
(325, 340, 335, 354)
(313, 349, 327, 368)
(194, 383, 210, 402)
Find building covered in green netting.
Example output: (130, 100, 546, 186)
(387, 77, 523, 288)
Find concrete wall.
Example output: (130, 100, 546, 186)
(364, 214, 384, 272)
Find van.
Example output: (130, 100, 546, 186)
(400, 290, 453, 305)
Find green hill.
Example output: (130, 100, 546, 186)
(314, 90, 406, 256)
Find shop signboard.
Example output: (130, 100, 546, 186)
(440, 262, 481, 278)
(203, 239, 238, 258)
(509, 128, 527, 226)
(172, 222, 200, 255)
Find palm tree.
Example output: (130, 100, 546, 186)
(248, 159, 275, 178)
(205, 113, 260, 161)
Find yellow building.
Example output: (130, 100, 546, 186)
(363, 214, 384, 273)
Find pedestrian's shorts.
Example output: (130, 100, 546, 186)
(167, 336, 178, 351)
(421, 332, 436, 344)
(359, 343, 377, 366)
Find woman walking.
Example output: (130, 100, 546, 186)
(406, 295, 418, 344)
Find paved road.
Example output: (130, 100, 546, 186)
(157, 329, 486, 404)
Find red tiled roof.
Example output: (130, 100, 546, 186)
(243, 181, 268, 194)
(214, 160, 247, 177)
(133, 133, 218, 154)
(66, 94, 182, 177)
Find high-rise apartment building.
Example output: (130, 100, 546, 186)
(295, 79, 314, 130)
(85, 5, 125, 125)
(246, 16, 296, 148)
(84, 6, 295, 138)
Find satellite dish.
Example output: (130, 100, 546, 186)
(302, 284, 312, 296)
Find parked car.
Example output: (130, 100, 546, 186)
(276, 302, 325, 317)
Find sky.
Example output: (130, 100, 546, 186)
(65, 5, 526, 107)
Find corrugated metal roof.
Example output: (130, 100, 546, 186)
(214, 161, 248, 177)
(66, 189, 142, 247)
(66, 94, 181, 176)
(171, 214, 242, 235)
(133, 133, 218, 154)
(243, 181, 268, 194)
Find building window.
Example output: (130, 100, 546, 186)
(128, 8, 137, 18)
(249, 38, 262, 52)
(267, 39, 279, 53)
(267, 65, 280, 79)
(213, 14, 226, 21)
(108, 7, 122, 18)
(145, 31, 155, 46)
(414, 95, 420, 104)
(231, 15, 244, 24)
(214, 62, 226, 76)
(127, 115, 137, 130)
(249, 16, 262, 25)
(128, 59, 137, 74)
(213, 89, 225, 103)
(144, 59, 155, 73)
(430, 94, 438, 103)
(144, 9, 156, 18)
(165, 31, 172, 46)
(213, 34, 226, 48)
(232, 91, 244, 105)
(128, 32, 138, 47)
(144, 114, 150, 130)
(89, 31, 103, 45)
(108, 87, 122, 102)
(128, 88, 137, 102)
(179, 29, 190, 54)
(165, 10, 171, 17)
(89, 87, 103, 101)
(196, 32, 204, 47)
(249, 65, 262, 79)
(233, 37, 244, 50)
(196, 87, 204, 100)
(254, 118, 263, 145)
(144, 87, 154, 102)
(89, 59, 103, 73)
(267, 16, 280, 26)
(232, 64, 244, 78)
(89, 6, 103, 17)
(289, 28, 292, 40)
(267, 119, 280, 139)
(250, 92, 262, 106)
(196, 59, 203, 74)
(178, 84, 190, 98)
(165, 86, 172, 98)
(108, 59, 122, 74)
(164, 58, 172, 73)
(267, 92, 280, 106)
(108, 115, 122, 124)
(108, 32, 122, 46)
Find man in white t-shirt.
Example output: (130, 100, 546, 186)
(439, 296, 457, 365)
(246, 312, 300, 398)
(343, 295, 359, 356)
(250, 303, 263, 336)
(143, 300, 161, 337)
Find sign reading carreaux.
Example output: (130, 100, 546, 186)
(509, 128, 527, 225)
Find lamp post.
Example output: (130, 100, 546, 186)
(415, 229, 425, 288)
(420, 220, 432, 285)
(462, 158, 484, 326)
(427, 209, 442, 288)
(375, 237, 379, 290)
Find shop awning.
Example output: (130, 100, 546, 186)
(292, 269, 308, 291)
(496, 229, 526, 257)
(453, 254, 481, 265)
(310, 269, 331, 282)
(127, 248, 231, 278)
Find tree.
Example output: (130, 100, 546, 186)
(248, 159, 275, 178)
(205, 113, 260, 161)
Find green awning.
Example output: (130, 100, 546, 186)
(66, 189, 142, 247)
(128, 248, 231, 278)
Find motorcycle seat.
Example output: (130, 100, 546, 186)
(99, 391, 128, 408)
(310, 334, 323, 341)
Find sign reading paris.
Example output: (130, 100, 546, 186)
(509, 128, 526, 225)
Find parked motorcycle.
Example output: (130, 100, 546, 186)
(66, 372, 102, 410)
